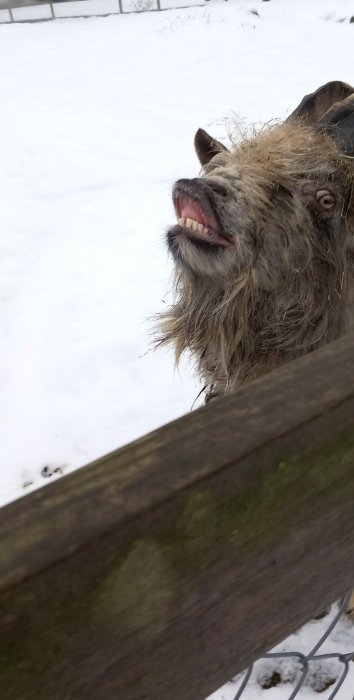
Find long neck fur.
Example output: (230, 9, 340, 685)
(158, 258, 353, 396)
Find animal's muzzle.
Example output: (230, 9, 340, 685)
(172, 178, 232, 243)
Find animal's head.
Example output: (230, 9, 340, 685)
(161, 82, 354, 394)
(167, 81, 354, 287)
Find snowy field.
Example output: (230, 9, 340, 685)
(1, 0, 354, 504)
(1, 0, 354, 697)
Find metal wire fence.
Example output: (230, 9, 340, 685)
(220, 593, 354, 700)
(0, 0, 206, 23)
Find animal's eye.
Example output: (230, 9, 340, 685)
(316, 189, 335, 209)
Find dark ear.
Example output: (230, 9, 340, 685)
(318, 93, 354, 156)
(287, 81, 354, 125)
(194, 128, 227, 166)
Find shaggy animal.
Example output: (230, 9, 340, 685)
(158, 81, 354, 400)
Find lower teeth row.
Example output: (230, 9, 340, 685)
(178, 217, 209, 235)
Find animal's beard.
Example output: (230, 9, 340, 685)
(157, 250, 349, 395)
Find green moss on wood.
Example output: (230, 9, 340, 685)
(91, 431, 354, 642)
(94, 540, 175, 640)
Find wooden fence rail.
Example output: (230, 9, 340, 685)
(1, 334, 354, 700)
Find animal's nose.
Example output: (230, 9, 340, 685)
(175, 178, 205, 189)
(174, 178, 229, 200)
(172, 178, 203, 203)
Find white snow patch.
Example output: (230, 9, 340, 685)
(1, 0, 353, 501)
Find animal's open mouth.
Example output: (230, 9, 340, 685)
(172, 181, 232, 248)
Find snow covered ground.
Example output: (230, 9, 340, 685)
(1, 0, 354, 503)
(1, 0, 354, 697)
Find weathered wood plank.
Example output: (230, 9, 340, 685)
(1, 334, 354, 700)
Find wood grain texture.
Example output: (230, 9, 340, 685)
(1, 334, 354, 700)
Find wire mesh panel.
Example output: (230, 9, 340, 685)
(0, 0, 206, 22)
(210, 593, 354, 700)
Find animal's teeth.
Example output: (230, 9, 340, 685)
(178, 217, 210, 235)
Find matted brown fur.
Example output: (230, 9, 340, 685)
(158, 113, 354, 397)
